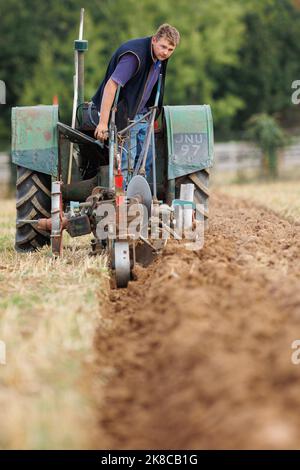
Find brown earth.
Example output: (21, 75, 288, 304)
(95, 191, 300, 449)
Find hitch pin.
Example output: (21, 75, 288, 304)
(17, 219, 39, 225)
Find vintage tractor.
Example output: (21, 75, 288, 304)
(11, 11, 213, 287)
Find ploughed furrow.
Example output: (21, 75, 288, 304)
(95, 191, 300, 450)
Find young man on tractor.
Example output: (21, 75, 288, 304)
(12, 14, 212, 266)
(92, 24, 180, 182)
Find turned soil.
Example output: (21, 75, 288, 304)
(95, 192, 300, 449)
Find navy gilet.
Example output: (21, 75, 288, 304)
(91, 36, 168, 130)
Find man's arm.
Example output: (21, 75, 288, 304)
(94, 78, 118, 141)
(94, 53, 139, 141)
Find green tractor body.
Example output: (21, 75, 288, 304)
(12, 102, 213, 202)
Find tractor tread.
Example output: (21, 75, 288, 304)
(16, 228, 38, 245)
(16, 185, 38, 209)
(16, 169, 33, 187)
(31, 196, 51, 218)
(16, 207, 38, 228)
(15, 166, 51, 252)
(188, 173, 210, 197)
(32, 174, 51, 197)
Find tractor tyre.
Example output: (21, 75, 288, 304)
(175, 168, 210, 229)
(15, 166, 51, 252)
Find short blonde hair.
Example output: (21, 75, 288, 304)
(154, 24, 180, 46)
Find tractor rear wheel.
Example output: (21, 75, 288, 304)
(175, 168, 210, 228)
(15, 166, 51, 252)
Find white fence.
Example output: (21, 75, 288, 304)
(1, 140, 300, 186)
(214, 142, 262, 172)
(0, 153, 10, 184)
(214, 140, 300, 172)
(281, 141, 300, 167)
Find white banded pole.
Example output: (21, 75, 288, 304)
(181, 183, 194, 231)
(175, 183, 195, 237)
(67, 8, 85, 184)
(51, 181, 62, 256)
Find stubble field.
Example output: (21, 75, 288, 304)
(0, 180, 300, 449)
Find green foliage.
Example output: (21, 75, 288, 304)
(89, 0, 247, 121)
(1, 0, 300, 144)
(246, 113, 287, 178)
(0, 0, 81, 141)
(231, 0, 300, 126)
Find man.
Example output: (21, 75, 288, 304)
(92, 24, 180, 181)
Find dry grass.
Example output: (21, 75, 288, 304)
(0, 199, 109, 449)
(216, 181, 300, 223)
(2, 178, 298, 448)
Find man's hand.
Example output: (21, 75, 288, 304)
(94, 122, 109, 142)
(94, 78, 119, 142)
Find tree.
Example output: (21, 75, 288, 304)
(0, 0, 83, 143)
(89, 0, 247, 132)
(2, 0, 300, 145)
(231, 0, 300, 128)
(246, 114, 287, 179)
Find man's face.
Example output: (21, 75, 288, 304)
(152, 36, 176, 61)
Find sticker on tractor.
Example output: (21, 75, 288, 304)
(173, 132, 208, 163)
